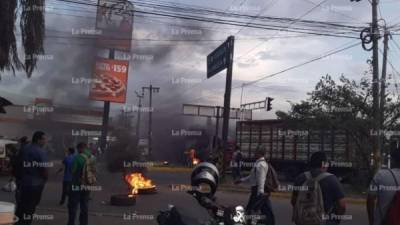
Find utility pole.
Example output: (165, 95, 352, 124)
(135, 90, 144, 139)
(221, 36, 234, 174)
(214, 106, 221, 150)
(371, 0, 381, 170)
(240, 83, 245, 107)
(142, 84, 160, 160)
(379, 27, 391, 160)
(100, 49, 114, 152)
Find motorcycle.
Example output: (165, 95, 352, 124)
(157, 162, 266, 225)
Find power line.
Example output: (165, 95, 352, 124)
(161, 40, 361, 106)
(235, 0, 334, 61)
(52, 0, 364, 32)
(300, 0, 366, 23)
(240, 41, 361, 87)
(37, 31, 342, 42)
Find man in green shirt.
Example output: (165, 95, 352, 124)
(68, 142, 91, 225)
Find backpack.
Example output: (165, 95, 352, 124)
(293, 172, 332, 225)
(81, 154, 97, 185)
(381, 169, 400, 225)
(264, 161, 280, 193)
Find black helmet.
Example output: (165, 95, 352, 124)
(190, 162, 219, 197)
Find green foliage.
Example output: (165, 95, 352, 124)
(276, 73, 400, 177)
(0, 0, 45, 78)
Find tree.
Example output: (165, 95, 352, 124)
(276, 72, 400, 179)
(0, 0, 45, 78)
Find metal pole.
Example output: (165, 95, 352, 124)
(215, 106, 221, 150)
(100, 49, 114, 152)
(240, 83, 244, 107)
(136, 91, 143, 138)
(221, 36, 235, 174)
(142, 85, 159, 160)
(379, 27, 390, 160)
(371, 0, 381, 170)
(148, 85, 153, 159)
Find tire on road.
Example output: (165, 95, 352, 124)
(110, 194, 136, 206)
(138, 187, 157, 194)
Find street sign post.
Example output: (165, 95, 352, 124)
(207, 36, 233, 78)
(206, 36, 235, 175)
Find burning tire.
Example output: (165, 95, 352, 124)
(110, 194, 136, 206)
(137, 187, 157, 194)
(125, 173, 157, 195)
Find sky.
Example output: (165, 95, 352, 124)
(1, 0, 400, 120)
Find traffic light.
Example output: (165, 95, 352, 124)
(266, 97, 273, 111)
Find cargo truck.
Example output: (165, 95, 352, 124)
(235, 120, 357, 181)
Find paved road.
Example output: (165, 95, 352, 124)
(0, 163, 368, 225)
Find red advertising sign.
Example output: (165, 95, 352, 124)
(89, 58, 129, 103)
(96, 0, 134, 51)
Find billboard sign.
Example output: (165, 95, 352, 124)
(96, 0, 134, 51)
(89, 58, 129, 103)
(207, 36, 234, 78)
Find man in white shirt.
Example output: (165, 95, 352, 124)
(235, 148, 275, 225)
(367, 148, 400, 225)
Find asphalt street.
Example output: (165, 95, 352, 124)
(0, 162, 368, 225)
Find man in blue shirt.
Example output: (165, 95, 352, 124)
(57, 147, 75, 205)
(15, 131, 50, 225)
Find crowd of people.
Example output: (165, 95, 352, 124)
(232, 146, 400, 225)
(5, 130, 400, 225)
(9, 131, 97, 225)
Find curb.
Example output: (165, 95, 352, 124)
(219, 186, 366, 205)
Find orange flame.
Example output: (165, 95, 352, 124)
(193, 158, 200, 166)
(125, 173, 155, 196)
